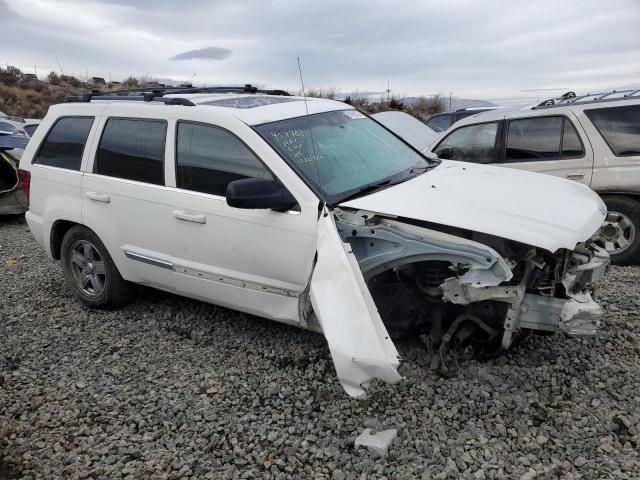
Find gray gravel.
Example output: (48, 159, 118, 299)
(1, 214, 639, 480)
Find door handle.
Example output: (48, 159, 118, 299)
(85, 191, 111, 203)
(173, 210, 206, 224)
(566, 172, 585, 180)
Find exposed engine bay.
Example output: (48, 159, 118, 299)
(333, 207, 609, 374)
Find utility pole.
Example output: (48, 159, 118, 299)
(386, 80, 391, 103)
(56, 56, 63, 75)
(449, 92, 452, 111)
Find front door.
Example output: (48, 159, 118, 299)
(165, 120, 318, 324)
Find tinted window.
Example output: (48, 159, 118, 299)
(24, 124, 39, 137)
(425, 114, 452, 132)
(34, 117, 93, 170)
(561, 120, 584, 157)
(456, 111, 478, 121)
(585, 105, 640, 156)
(433, 122, 498, 164)
(505, 116, 562, 162)
(95, 118, 166, 185)
(176, 122, 273, 196)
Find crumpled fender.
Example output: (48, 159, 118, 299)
(310, 211, 402, 398)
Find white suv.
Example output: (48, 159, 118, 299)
(431, 90, 640, 264)
(19, 87, 609, 398)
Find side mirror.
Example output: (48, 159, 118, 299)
(226, 177, 298, 211)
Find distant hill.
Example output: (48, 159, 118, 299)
(403, 96, 496, 110)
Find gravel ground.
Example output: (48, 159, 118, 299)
(1, 214, 639, 480)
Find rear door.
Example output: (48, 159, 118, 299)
(82, 112, 174, 289)
(497, 114, 594, 186)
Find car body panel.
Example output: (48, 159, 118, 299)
(310, 211, 402, 398)
(341, 160, 606, 253)
(372, 111, 438, 152)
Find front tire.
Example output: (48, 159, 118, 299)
(60, 226, 131, 308)
(592, 196, 640, 266)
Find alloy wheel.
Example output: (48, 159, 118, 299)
(69, 240, 107, 297)
(592, 211, 636, 255)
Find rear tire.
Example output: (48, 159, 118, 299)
(60, 225, 131, 308)
(593, 196, 640, 266)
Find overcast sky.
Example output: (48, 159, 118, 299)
(2, 0, 640, 101)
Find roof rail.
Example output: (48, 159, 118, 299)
(533, 89, 640, 109)
(65, 84, 292, 104)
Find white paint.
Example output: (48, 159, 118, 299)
(372, 111, 438, 152)
(342, 159, 606, 253)
(310, 212, 402, 398)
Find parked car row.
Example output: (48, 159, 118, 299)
(17, 86, 609, 397)
(424, 107, 497, 132)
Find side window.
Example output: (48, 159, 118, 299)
(433, 122, 498, 164)
(95, 118, 166, 185)
(24, 124, 39, 137)
(176, 122, 273, 196)
(33, 117, 94, 170)
(561, 119, 584, 157)
(585, 105, 640, 157)
(504, 116, 562, 162)
(425, 114, 452, 133)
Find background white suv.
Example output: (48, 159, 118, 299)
(431, 90, 640, 264)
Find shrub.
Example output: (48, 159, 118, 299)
(47, 72, 60, 85)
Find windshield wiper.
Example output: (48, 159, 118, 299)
(334, 162, 437, 205)
(335, 180, 393, 204)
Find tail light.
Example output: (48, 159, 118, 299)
(18, 169, 30, 207)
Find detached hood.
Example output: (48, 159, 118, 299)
(341, 160, 606, 253)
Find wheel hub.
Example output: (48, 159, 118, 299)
(592, 210, 636, 255)
(69, 240, 106, 297)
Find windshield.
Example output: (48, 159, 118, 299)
(255, 109, 433, 204)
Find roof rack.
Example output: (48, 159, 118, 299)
(455, 107, 495, 112)
(533, 89, 640, 109)
(66, 84, 292, 104)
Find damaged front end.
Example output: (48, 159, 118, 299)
(313, 207, 609, 397)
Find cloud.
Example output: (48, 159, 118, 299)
(2, 0, 639, 98)
(0, 0, 17, 18)
(169, 46, 232, 61)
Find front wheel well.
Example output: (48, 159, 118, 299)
(598, 192, 640, 202)
(50, 220, 80, 260)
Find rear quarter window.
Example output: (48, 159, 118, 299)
(33, 117, 94, 170)
(585, 105, 640, 156)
